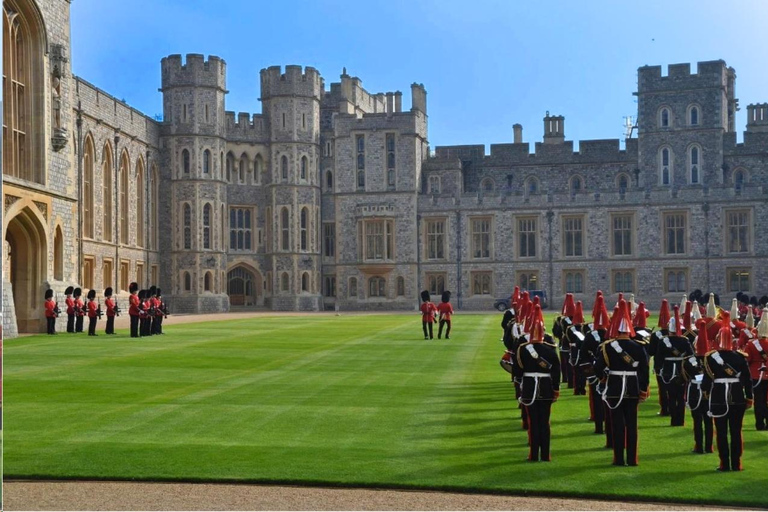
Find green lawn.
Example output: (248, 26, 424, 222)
(4, 313, 767, 507)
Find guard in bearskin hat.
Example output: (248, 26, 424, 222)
(65, 286, 76, 333)
(140, 290, 152, 337)
(73, 287, 85, 333)
(437, 290, 454, 340)
(513, 304, 560, 462)
(703, 312, 753, 471)
(104, 287, 117, 335)
(419, 290, 437, 340)
(86, 289, 101, 336)
(148, 286, 159, 336)
(593, 299, 650, 466)
(745, 308, 768, 430)
(683, 318, 714, 453)
(128, 282, 141, 338)
(155, 288, 167, 335)
(44, 288, 58, 335)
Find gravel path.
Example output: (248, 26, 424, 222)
(3, 481, 737, 511)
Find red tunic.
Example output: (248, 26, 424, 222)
(65, 296, 75, 315)
(437, 302, 454, 321)
(744, 337, 768, 380)
(737, 327, 757, 351)
(87, 300, 99, 318)
(420, 302, 437, 323)
(151, 297, 162, 317)
(129, 294, 140, 317)
(45, 299, 57, 318)
(105, 297, 116, 317)
(76, 298, 85, 316)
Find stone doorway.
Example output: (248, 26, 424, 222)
(5, 207, 48, 333)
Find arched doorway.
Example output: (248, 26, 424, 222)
(6, 207, 47, 332)
(227, 266, 257, 306)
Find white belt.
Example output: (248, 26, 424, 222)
(524, 372, 551, 378)
(609, 371, 637, 376)
(714, 378, 739, 383)
(666, 357, 685, 361)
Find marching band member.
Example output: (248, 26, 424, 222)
(656, 305, 695, 427)
(744, 308, 768, 430)
(74, 287, 85, 333)
(683, 319, 714, 454)
(649, 299, 672, 416)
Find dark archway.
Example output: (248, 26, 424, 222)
(6, 206, 47, 332)
(227, 266, 257, 306)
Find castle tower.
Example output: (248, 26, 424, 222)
(160, 54, 230, 313)
(260, 65, 324, 311)
(543, 113, 564, 144)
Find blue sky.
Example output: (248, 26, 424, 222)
(71, 0, 768, 148)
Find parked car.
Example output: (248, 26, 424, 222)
(493, 298, 510, 312)
(492, 290, 549, 312)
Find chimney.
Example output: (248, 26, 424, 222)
(513, 123, 523, 143)
(411, 83, 427, 114)
(386, 92, 394, 114)
(394, 91, 402, 113)
(543, 112, 565, 144)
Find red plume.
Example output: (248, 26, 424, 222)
(658, 299, 671, 330)
(573, 301, 585, 325)
(672, 305, 682, 336)
(530, 304, 545, 342)
(683, 301, 693, 331)
(694, 318, 709, 356)
(634, 301, 649, 329)
(718, 312, 733, 350)
(562, 293, 576, 317)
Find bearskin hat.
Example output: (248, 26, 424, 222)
(689, 289, 703, 303)
(64, 286, 74, 295)
(420, 290, 430, 302)
(45, 289, 54, 300)
(87, 289, 96, 300)
(138, 290, 146, 300)
(761, 295, 768, 307)
(149, 286, 157, 297)
(104, 287, 113, 297)
(73, 287, 82, 298)
(129, 282, 139, 294)
(156, 288, 162, 296)
(750, 295, 758, 306)
(441, 290, 451, 303)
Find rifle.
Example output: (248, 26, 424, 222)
(96, 301, 103, 320)
(113, 301, 121, 317)
(161, 302, 170, 319)
(53, 301, 62, 317)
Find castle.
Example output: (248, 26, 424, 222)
(3, 0, 768, 336)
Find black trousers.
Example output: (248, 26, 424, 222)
(514, 381, 528, 429)
(609, 398, 639, 465)
(422, 321, 433, 339)
(46, 317, 56, 334)
(88, 316, 98, 335)
(438, 319, 451, 338)
(573, 365, 587, 395)
(589, 382, 606, 434)
(157, 315, 164, 334)
(105, 316, 115, 334)
(525, 400, 553, 461)
(130, 315, 140, 338)
(560, 352, 572, 388)
(691, 407, 713, 453)
(753, 379, 768, 430)
(141, 318, 151, 336)
(656, 374, 670, 415)
(67, 314, 75, 333)
(714, 404, 746, 470)
(667, 380, 686, 426)
(75, 315, 84, 333)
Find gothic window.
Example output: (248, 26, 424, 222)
(281, 155, 288, 181)
(324, 276, 336, 297)
(349, 277, 358, 297)
(323, 223, 335, 257)
(727, 268, 751, 293)
(525, 177, 539, 195)
(733, 169, 746, 190)
(426, 273, 446, 295)
(229, 208, 252, 251)
(83, 136, 95, 238)
(665, 269, 688, 293)
(428, 176, 441, 194)
(254, 154, 263, 184)
(570, 176, 583, 195)
(689, 146, 700, 184)
(281, 272, 289, 292)
(689, 105, 699, 126)
(564, 270, 585, 294)
(226, 152, 234, 182)
(660, 147, 671, 185)
(368, 276, 386, 297)
(203, 149, 210, 174)
(203, 203, 212, 250)
(136, 159, 144, 247)
(301, 156, 308, 181)
(396, 276, 405, 296)
(184, 271, 191, 292)
(150, 165, 159, 250)
(183, 203, 192, 249)
(102, 143, 113, 242)
(300, 207, 308, 251)
(182, 149, 190, 175)
(481, 178, 495, 193)
(517, 271, 538, 290)
(281, 207, 289, 251)
(204, 271, 212, 292)
(660, 107, 670, 128)
(617, 173, 630, 193)
(54, 226, 63, 281)
(239, 153, 247, 183)
(613, 270, 635, 293)
(326, 170, 333, 190)
(119, 153, 129, 245)
(356, 134, 365, 189)
(471, 272, 492, 296)
(301, 272, 309, 292)
(386, 133, 396, 188)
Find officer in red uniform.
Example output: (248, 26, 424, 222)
(683, 318, 714, 453)
(593, 299, 650, 466)
(74, 287, 85, 333)
(437, 291, 454, 339)
(104, 287, 117, 335)
(128, 282, 141, 338)
(420, 290, 437, 340)
(514, 304, 560, 462)
(64, 286, 75, 333)
(703, 312, 753, 471)
(745, 308, 768, 430)
(44, 289, 58, 335)
(86, 289, 101, 336)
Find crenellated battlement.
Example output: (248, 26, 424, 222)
(160, 53, 226, 91)
(637, 60, 729, 93)
(224, 111, 267, 139)
(260, 65, 323, 100)
(746, 103, 768, 133)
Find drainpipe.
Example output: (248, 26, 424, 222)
(456, 210, 462, 310)
(703, 202, 710, 292)
(145, 150, 150, 281)
(416, 213, 422, 309)
(76, 102, 83, 285)
(546, 210, 554, 310)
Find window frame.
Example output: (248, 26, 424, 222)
(661, 210, 688, 256)
(609, 212, 635, 257)
(612, 269, 636, 294)
(726, 267, 751, 293)
(425, 218, 447, 261)
(724, 208, 752, 255)
(368, 276, 386, 298)
(663, 268, 689, 294)
(562, 214, 585, 258)
(563, 269, 586, 294)
(517, 216, 538, 259)
(659, 146, 672, 186)
(516, 270, 539, 291)
(469, 216, 493, 260)
(425, 272, 447, 296)
(359, 219, 395, 262)
(471, 271, 493, 296)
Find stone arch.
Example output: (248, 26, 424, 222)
(119, 149, 130, 245)
(227, 262, 262, 307)
(254, 153, 264, 184)
(102, 140, 114, 241)
(480, 178, 495, 193)
(53, 223, 63, 281)
(569, 174, 584, 195)
(82, 133, 96, 238)
(239, 151, 249, 183)
(135, 156, 145, 247)
(5, 203, 49, 332)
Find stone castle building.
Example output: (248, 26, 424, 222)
(3, 0, 768, 335)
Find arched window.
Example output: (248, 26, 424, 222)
(203, 203, 211, 249)
(481, 178, 494, 193)
(239, 153, 247, 183)
(300, 207, 308, 251)
(689, 146, 700, 184)
(301, 272, 309, 292)
(119, 152, 129, 245)
(689, 105, 699, 126)
(326, 170, 333, 190)
(660, 107, 670, 128)
(349, 277, 358, 297)
(281, 207, 289, 251)
(226, 152, 234, 182)
(220, 151, 224, 179)
(281, 155, 288, 180)
(221, 204, 225, 250)
(660, 147, 671, 185)
(204, 271, 212, 292)
(183, 203, 192, 249)
(281, 272, 289, 292)
(396, 276, 405, 296)
(83, 136, 95, 238)
(136, 159, 144, 247)
(203, 149, 210, 174)
(150, 165, 159, 250)
(183, 271, 191, 292)
(301, 156, 308, 180)
(617, 173, 630, 193)
(102, 143, 113, 241)
(182, 149, 190, 175)
(54, 226, 63, 281)
(369, 276, 385, 297)
(254, 154, 263, 184)
(525, 177, 539, 195)
(733, 169, 746, 190)
(570, 176, 583, 195)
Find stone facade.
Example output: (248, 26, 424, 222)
(3, 0, 768, 336)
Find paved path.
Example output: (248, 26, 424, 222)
(3, 481, 739, 511)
